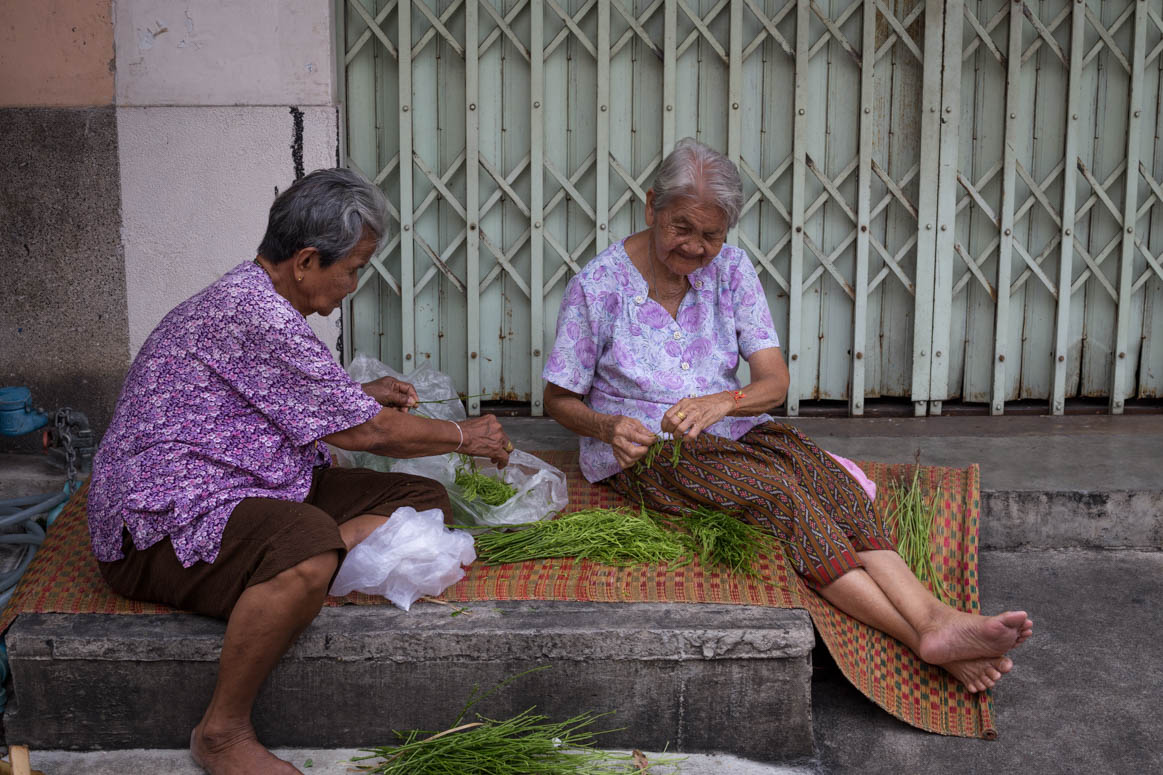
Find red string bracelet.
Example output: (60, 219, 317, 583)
(731, 389, 745, 405)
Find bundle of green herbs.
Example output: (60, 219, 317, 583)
(656, 505, 783, 578)
(455, 454, 518, 506)
(884, 459, 951, 604)
(352, 668, 682, 774)
(473, 503, 779, 577)
(635, 435, 683, 472)
(472, 506, 686, 566)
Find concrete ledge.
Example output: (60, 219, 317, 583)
(5, 603, 815, 761)
(981, 489, 1163, 550)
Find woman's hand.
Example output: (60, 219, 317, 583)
(602, 415, 659, 470)
(362, 376, 418, 409)
(457, 414, 512, 468)
(661, 392, 735, 442)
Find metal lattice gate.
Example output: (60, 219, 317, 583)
(336, 0, 1163, 416)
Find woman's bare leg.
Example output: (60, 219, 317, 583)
(818, 551, 1030, 692)
(191, 550, 338, 775)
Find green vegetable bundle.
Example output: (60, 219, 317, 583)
(473, 507, 686, 566)
(656, 506, 782, 578)
(635, 435, 683, 472)
(885, 464, 951, 604)
(455, 454, 518, 506)
(353, 667, 682, 774)
(473, 504, 779, 577)
(353, 708, 645, 774)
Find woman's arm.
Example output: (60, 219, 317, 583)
(543, 382, 657, 470)
(660, 346, 789, 441)
(323, 409, 511, 467)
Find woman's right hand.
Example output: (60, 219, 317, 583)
(457, 414, 512, 468)
(603, 415, 658, 470)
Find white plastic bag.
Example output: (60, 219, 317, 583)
(329, 506, 476, 611)
(392, 449, 568, 527)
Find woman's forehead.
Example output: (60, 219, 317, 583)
(660, 196, 727, 229)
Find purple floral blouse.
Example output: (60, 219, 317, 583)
(543, 240, 780, 482)
(87, 261, 381, 567)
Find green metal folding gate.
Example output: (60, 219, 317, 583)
(337, 0, 1163, 416)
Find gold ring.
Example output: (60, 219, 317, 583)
(677, 411, 686, 420)
(504, 441, 514, 452)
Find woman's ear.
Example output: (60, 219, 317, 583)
(644, 189, 656, 227)
(292, 247, 321, 280)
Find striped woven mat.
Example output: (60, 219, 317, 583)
(0, 451, 994, 739)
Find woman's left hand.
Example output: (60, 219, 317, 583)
(660, 392, 735, 442)
(363, 376, 419, 409)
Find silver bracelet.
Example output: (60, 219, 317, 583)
(448, 420, 463, 451)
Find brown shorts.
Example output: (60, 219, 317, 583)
(97, 467, 451, 620)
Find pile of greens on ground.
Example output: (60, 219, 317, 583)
(471, 503, 782, 578)
(351, 668, 682, 774)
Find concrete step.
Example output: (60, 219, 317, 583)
(4, 603, 816, 762)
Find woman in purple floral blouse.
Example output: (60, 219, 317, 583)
(542, 139, 1032, 698)
(88, 168, 512, 775)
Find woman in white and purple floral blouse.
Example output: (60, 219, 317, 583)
(543, 139, 1032, 699)
(88, 168, 512, 775)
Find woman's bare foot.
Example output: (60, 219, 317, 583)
(917, 609, 1031, 665)
(941, 656, 1013, 693)
(191, 724, 301, 775)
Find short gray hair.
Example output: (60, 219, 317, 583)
(258, 167, 389, 266)
(651, 138, 744, 227)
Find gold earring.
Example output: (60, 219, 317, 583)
(297, 276, 303, 281)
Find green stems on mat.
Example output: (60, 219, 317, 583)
(885, 463, 951, 605)
(471, 504, 780, 577)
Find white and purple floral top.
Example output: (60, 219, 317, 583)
(87, 261, 382, 568)
(543, 240, 780, 482)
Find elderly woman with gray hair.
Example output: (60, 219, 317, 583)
(543, 138, 1032, 697)
(87, 168, 512, 775)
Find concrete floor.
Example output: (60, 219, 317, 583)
(5, 747, 809, 774)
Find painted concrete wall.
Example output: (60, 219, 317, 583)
(0, 0, 115, 106)
(118, 105, 341, 354)
(114, 0, 341, 356)
(114, 0, 332, 106)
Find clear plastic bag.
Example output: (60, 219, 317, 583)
(328, 506, 476, 611)
(331, 355, 567, 526)
(328, 355, 467, 472)
(393, 449, 567, 527)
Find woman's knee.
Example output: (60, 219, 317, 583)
(270, 550, 339, 597)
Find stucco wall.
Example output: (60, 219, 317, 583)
(118, 105, 341, 354)
(0, 0, 115, 106)
(114, 0, 332, 106)
(113, 0, 341, 356)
